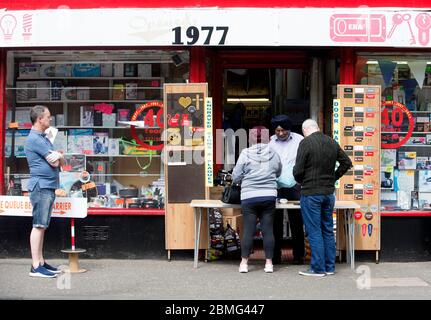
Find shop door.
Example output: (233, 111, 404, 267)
(211, 51, 311, 171)
(222, 67, 310, 133)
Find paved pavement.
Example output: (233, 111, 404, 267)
(1, 258, 431, 300)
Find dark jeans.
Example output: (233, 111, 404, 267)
(274, 185, 305, 262)
(300, 194, 336, 273)
(241, 200, 276, 259)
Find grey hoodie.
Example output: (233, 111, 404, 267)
(232, 143, 282, 200)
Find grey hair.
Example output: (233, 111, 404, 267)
(30, 105, 48, 124)
(302, 119, 320, 131)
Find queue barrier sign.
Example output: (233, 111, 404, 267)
(0, 196, 87, 218)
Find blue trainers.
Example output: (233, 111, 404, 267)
(298, 269, 326, 277)
(29, 265, 57, 278)
(42, 262, 62, 274)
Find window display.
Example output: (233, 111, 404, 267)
(5, 50, 190, 211)
(357, 54, 431, 211)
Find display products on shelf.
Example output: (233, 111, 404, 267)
(7, 50, 190, 210)
(360, 56, 431, 212)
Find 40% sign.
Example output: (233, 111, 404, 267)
(130, 101, 164, 150)
(381, 100, 414, 149)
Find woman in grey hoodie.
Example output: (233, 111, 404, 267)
(232, 126, 282, 273)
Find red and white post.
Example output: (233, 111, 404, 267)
(71, 218, 75, 250)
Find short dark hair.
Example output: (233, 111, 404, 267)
(30, 105, 47, 124)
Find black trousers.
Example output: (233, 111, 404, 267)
(241, 200, 276, 259)
(273, 185, 305, 263)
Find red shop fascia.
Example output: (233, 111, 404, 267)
(1, 0, 430, 204)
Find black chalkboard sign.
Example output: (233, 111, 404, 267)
(167, 162, 206, 203)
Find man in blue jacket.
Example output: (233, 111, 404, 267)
(25, 105, 64, 278)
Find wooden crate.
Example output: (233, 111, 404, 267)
(209, 186, 224, 200)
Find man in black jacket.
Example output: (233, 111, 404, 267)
(293, 119, 352, 277)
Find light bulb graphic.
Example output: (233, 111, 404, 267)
(22, 14, 32, 41)
(0, 14, 17, 40)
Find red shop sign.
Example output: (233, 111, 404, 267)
(130, 101, 164, 150)
(381, 101, 414, 149)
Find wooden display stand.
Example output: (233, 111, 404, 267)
(164, 83, 211, 260)
(334, 85, 381, 262)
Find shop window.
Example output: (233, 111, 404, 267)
(357, 54, 431, 212)
(4, 49, 190, 211)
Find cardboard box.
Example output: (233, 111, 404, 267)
(113, 63, 124, 77)
(55, 64, 72, 77)
(16, 81, 50, 101)
(80, 106, 94, 126)
(93, 132, 109, 155)
(102, 113, 116, 127)
(223, 214, 243, 236)
(62, 87, 77, 100)
(108, 138, 120, 155)
(72, 63, 101, 77)
(124, 63, 137, 77)
(77, 87, 90, 100)
(39, 64, 56, 77)
(138, 64, 152, 77)
(221, 208, 242, 216)
(14, 130, 30, 157)
(125, 83, 138, 100)
(112, 84, 125, 100)
(19, 63, 40, 78)
(5, 130, 11, 157)
(53, 130, 67, 152)
(15, 107, 32, 128)
(101, 64, 113, 77)
(56, 114, 65, 126)
(67, 135, 93, 155)
(209, 186, 224, 200)
(50, 80, 62, 101)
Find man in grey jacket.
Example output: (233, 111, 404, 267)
(232, 126, 282, 273)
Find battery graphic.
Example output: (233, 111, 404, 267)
(330, 14, 386, 42)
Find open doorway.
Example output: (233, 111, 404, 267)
(222, 68, 310, 134)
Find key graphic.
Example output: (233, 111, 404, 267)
(415, 13, 431, 46)
(388, 14, 416, 44)
(387, 14, 403, 38)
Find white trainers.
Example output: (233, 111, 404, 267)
(264, 264, 273, 273)
(239, 264, 248, 273)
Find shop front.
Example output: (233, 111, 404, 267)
(1, 2, 431, 260)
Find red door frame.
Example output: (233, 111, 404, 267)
(0, 49, 6, 194)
